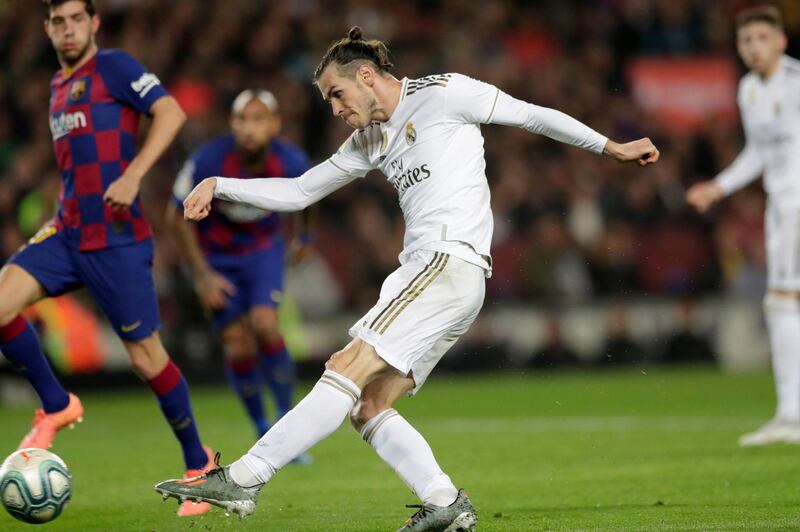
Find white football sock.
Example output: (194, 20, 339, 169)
(229, 370, 360, 487)
(764, 294, 800, 423)
(361, 409, 457, 506)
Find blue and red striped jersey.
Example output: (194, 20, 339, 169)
(172, 135, 310, 256)
(49, 49, 169, 251)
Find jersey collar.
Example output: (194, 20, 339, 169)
(53, 52, 98, 87)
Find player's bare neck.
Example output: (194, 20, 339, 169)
(60, 44, 98, 78)
(371, 76, 403, 123)
(757, 59, 782, 81)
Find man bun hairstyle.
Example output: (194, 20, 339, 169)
(43, 0, 96, 17)
(735, 5, 784, 32)
(348, 26, 363, 41)
(313, 26, 394, 80)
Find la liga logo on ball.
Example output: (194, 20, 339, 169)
(0, 448, 72, 524)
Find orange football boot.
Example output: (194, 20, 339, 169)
(17, 393, 84, 450)
(177, 445, 216, 517)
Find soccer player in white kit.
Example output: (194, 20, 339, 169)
(687, 6, 800, 447)
(155, 27, 659, 530)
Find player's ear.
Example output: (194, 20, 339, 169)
(358, 64, 374, 87)
(91, 13, 100, 35)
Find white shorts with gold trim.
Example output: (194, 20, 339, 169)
(349, 249, 485, 395)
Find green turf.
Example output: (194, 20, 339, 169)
(1, 367, 799, 531)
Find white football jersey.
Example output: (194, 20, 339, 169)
(214, 73, 608, 276)
(329, 74, 607, 275)
(717, 56, 800, 205)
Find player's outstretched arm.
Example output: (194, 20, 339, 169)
(183, 159, 361, 221)
(451, 75, 659, 167)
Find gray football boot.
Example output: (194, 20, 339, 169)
(154, 459, 261, 519)
(397, 489, 477, 532)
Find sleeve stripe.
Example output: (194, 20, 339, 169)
(328, 158, 349, 174)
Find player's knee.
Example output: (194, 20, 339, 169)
(324, 340, 388, 389)
(128, 350, 154, 376)
(349, 401, 368, 431)
(223, 342, 255, 362)
(252, 323, 281, 346)
(348, 398, 388, 431)
(324, 345, 353, 374)
(125, 336, 168, 378)
(251, 312, 280, 345)
(0, 297, 22, 327)
(0, 308, 20, 328)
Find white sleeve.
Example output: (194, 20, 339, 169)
(328, 131, 375, 177)
(444, 73, 608, 154)
(714, 141, 764, 196)
(214, 159, 361, 212)
(714, 80, 764, 196)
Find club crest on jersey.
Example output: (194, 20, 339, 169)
(405, 122, 417, 145)
(70, 79, 86, 101)
(775, 101, 781, 116)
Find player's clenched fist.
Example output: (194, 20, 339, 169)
(604, 137, 660, 166)
(103, 173, 141, 211)
(183, 177, 217, 220)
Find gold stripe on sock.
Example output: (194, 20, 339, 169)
(322, 372, 361, 399)
(360, 408, 396, 442)
(364, 410, 399, 445)
(319, 376, 359, 403)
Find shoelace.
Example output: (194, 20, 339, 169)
(204, 451, 227, 482)
(405, 503, 433, 524)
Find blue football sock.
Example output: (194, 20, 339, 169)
(260, 338, 296, 420)
(225, 358, 269, 437)
(148, 360, 208, 470)
(0, 316, 69, 413)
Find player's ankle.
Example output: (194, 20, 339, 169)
(228, 460, 267, 488)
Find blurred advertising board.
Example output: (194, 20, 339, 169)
(627, 57, 739, 133)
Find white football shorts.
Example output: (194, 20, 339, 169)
(766, 202, 800, 291)
(349, 249, 485, 395)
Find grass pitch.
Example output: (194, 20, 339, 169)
(1, 367, 799, 531)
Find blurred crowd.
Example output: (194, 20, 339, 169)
(1, 0, 799, 319)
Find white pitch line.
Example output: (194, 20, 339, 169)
(416, 417, 764, 433)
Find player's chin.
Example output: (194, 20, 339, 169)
(60, 48, 85, 62)
(344, 114, 367, 129)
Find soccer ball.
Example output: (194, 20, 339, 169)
(0, 448, 72, 524)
